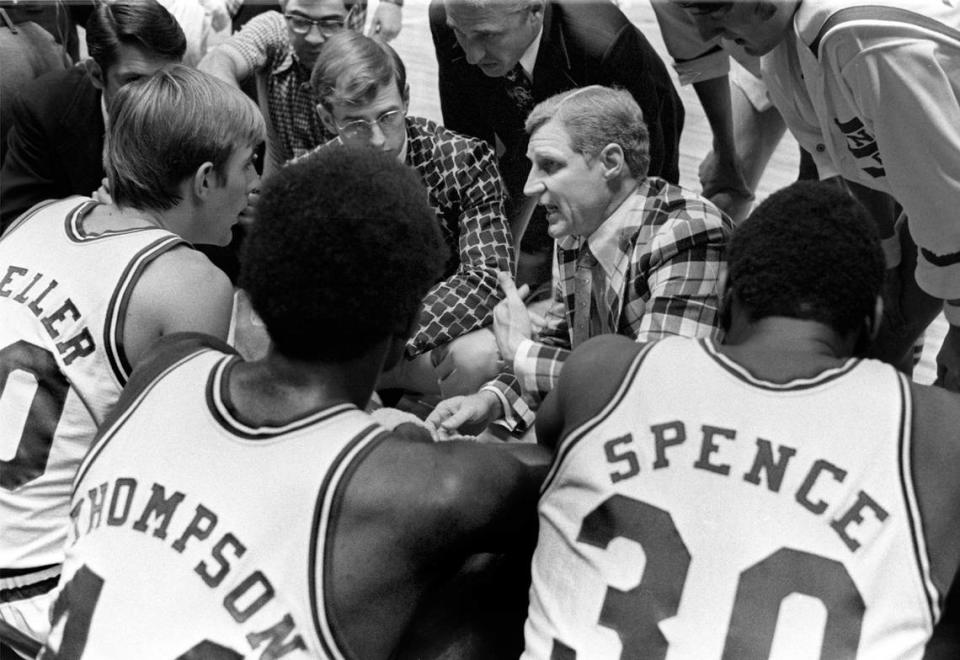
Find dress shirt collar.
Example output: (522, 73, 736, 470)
(518, 24, 544, 82)
(582, 180, 648, 282)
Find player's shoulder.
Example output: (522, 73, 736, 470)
(560, 335, 646, 395)
(103, 332, 235, 427)
(908, 381, 960, 465)
(142, 245, 233, 299)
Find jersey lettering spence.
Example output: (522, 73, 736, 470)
(44, 343, 387, 658)
(523, 337, 939, 659)
(0, 198, 184, 570)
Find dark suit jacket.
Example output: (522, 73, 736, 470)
(430, 0, 684, 251)
(1, 65, 104, 231)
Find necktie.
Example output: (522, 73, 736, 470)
(503, 63, 535, 119)
(572, 244, 600, 349)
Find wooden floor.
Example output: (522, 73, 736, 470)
(386, 0, 945, 384)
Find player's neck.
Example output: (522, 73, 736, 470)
(83, 201, 169, 234)
(227, 347, 385, 423)
(720, 316, 857, 382)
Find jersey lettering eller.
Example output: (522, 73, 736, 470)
(0, 198, 183, 571)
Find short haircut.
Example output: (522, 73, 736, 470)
(311, 31, 407, 113)
(86, 0, 186, 72)
(106, 66, 265, 212)
(727, 181, 886, 335)
(525, 85, 650, 179)
(240, 147, 448, 361)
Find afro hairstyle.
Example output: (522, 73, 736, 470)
(727, 180, 886, 335)
(239, 146, 448, 361)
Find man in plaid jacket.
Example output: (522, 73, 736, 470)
(429, 86, 733, 436)
(298, 31, 514, 396)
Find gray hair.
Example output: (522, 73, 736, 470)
(525, 85, 650, 179)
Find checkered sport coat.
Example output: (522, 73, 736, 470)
(483, 177, 732, 431)
(299, 116, 514, 357)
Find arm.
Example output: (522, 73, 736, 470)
(536, 334, 645, 451)
(198, 11, 283, 88)
(833, 38, 960, 299)
(634, 195, 732, 342)
(406, 140, 514, 356)
(123, 247, 235, 371)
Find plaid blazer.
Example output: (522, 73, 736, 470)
(483, 178, 732, 431)
(298, 116, 514, 356)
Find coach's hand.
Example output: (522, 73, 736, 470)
(427, 390, 502, 438)
(493, 272, 533, 362)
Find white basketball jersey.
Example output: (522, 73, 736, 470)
(524, 337, 939, 660)
(0, 198, 184, 570)
(45, 344, 387, 658)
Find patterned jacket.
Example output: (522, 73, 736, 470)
(299, 116, 514, 357)
(482, 177, 732, 431)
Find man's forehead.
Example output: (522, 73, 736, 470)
(285, 0, 348, 16)
(527, 120, 573, 156)
(445, 0, 525, 31)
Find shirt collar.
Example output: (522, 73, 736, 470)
(584, 182, 646, 280)
(518, 24, 543, 82)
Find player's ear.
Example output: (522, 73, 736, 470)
(316, 103, 338, 136)
(193, 161, 216, 200)
(87, 60, 106, 91)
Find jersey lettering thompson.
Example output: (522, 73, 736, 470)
(43, 341, 387, 658)
(0, 198, 184, 572)
(523, 337, 940, 659)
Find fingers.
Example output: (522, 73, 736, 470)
(497, 271, 523, 302)
(425, 396, 463, 429)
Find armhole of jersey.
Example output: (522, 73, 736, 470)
(102, 234, 186, 385)
(809, 6, 960, 58)
(308, 424, 390, 660)
(1, 198, 66, 238)
(540, 342, 656, 495)
(71, 340, 220, 497)
(897, 371, 942, 624)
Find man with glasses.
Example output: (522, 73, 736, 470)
(199, 0, 358, 177)
(298, 31, 515, 398)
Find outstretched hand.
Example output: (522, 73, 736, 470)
(426, 391, 502, 438)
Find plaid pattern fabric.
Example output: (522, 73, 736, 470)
(483, 177, 733, 432)
(221, 11, 351, 163)
(296, 116, 514, 357)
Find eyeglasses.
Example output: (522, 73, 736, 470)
(335, 109, 406, 141)
(284, 12, 349, 37)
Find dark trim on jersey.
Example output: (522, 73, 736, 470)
(0, 575, 59, 604)
(206, 358, 362, 440)
(0, 563, 59, 579)
(308, 424, 388, 660)
(0, 198, 63, 239)
(64, 200, 186, 243)
(896, 373, 942, 623)
(101, 234, 185, 385)
(702, 338, 861, 391)
(72, 346, 217, 497)
(541, 343, 657, 495)
(810, 6, 960, 58)
(920, 246, 960, 268)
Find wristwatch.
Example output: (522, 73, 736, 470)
(380, 0, 403, 6)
